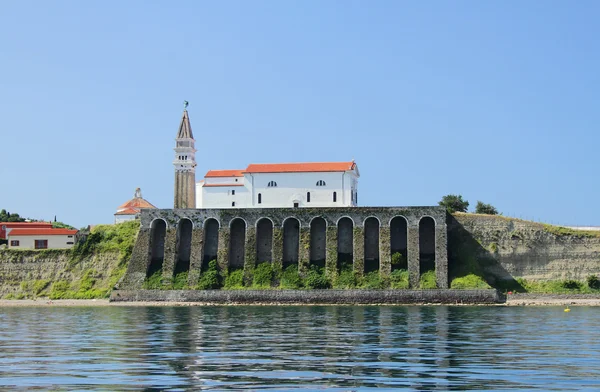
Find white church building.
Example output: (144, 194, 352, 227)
(196, 162, 359, 209)
(173, 105, 360, 209)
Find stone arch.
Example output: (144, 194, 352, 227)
(390, 216, 408, 271)
(309, 217, 327, 267)
(202, 218, 219, 269)
(229, 218, 246, 269)
(147, 219, 167, 278)
(364, 217, 380, 273)
(337, 217, 354, 269)
(174, 218, 193, 276)
(256, 218, 273, 263)
(282, 217, 300, 267)
(419, 216, 436, 277)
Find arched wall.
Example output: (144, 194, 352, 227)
(256, 218, 273, 263)
(419, 216, 436, 274)
(203, 218, 219, 268)
(283, 217, 300, 266)
(364, 217, 380, 273)
(229, 218, 246, 268)
(174, 218, 193, 275)
(147, 219, 167, 277)
(309, 217, 327, 267)
(390, 216, 408, 270)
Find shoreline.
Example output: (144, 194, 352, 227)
(1, 294, 600, 307)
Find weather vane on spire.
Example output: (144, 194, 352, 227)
(183, 100, 189, 110)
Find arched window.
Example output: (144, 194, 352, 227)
(333, 192, 337, 202)
(316, 180, 326, 186)
(258, 193, 262, 204)
(268, 181, 277, 187)
(307, 192, 311, 203)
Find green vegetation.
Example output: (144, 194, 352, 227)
(171, 271, 189, 290)
(510, 277, 600, 294)
(439, 194, 469, 213)
(391, 252, 407, 270)
(450, 274, 491, 289)
(475, 201, 498, 215)
(587, 275, 600, 290)
(419, 270, 437, 289)
(360, 271, 384, 289)
(224, 269, 244, 289)
(304, 265, 330, 289)
(48, 269, 107, 299)
(252, 262, 274, 288)
(280, 264, 303, 289)
(142, 270, 162, 289)
(333, 265, 358, 289)
(197, 260, 221, 289)
(52, 221, 76, 230)
(390, 269, 409, 289)
(71, 220, 140, 265)
(0, 209, 26, 222)
(542, 224, 600, 238)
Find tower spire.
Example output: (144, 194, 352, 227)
(173, 103, 197, 209)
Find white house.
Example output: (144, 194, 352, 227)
(195, 161, 359, 209)
(7, 228, 78, 250)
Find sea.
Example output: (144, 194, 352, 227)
(0, 305, 599, 391)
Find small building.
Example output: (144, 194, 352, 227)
(115, 188, 157, 223)
(196, 161, 360, 209)
(1, 221, 53, 240)
(7, 228, 78, 249)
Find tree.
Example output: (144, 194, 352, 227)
(475, 201, 498, 215)
(0, 209, 25, 222)
(438, 194, 469, 213)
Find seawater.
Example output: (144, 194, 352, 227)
(0, 305, 599, 391)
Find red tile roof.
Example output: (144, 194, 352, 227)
(8, 228, 78, 236)
(114, 208, 141, 215)
(205, 170, 245, 177)
(0, 222, 53, 227)
(117, 197, 157, 210)
(244, 161, 356, 174)
(203, 183, 245, 187)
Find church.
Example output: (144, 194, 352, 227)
(173, 106, 359, 209)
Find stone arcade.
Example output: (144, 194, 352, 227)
(119, 206, 449, 289)
(118, 106, 450, 291)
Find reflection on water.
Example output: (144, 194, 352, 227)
(0, 305, 599, 390)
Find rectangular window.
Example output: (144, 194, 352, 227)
(66, 242, 74, 245)
(10, 240, 19, 246)
(258, 193, 262, 204)
(232, 202, 235, 207)
(307, 192, 311, 203)
(35, 240, 48, 249)
(333, 192, 337, 202)
(232, 190, 235, 195)
(67, 235, 73, 238)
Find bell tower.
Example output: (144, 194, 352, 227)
(173, 101, 197, 209)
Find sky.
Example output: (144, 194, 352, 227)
(1, 1, 599, 228)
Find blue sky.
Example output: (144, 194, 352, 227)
(1, 1, 599, 228)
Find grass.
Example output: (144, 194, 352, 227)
(390, 269, 409, 289)
(511, 278, 600, 294)
(450, 274, 491, 289)
(419, 270, 437, 289)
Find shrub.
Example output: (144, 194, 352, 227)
(253, 262, 273, 288)
(450, 274, 490, 289)
(33, 279, 51, 295)
(280, 264, 302, 289)
(142, 270, 163, 289)
(587, 275, 600, 290)
(419, 270, 437, 289)
(172, 271, 189, 290)
(304, 265, 330, 289)
(224, 269, 244, 289)
(439, 194, 469, 213)
(360, 271, 384, 289)
(197, 260, 221, 290)
(561, 280, 582, 290)
(390, 269, 409, 289)
(334, 268, 357, 289)
(475, 201, 498, 215)
(391, 252, 407, 269)
(49, 280, 72, 299)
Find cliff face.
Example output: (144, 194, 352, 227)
(0, 250, 122, 298)
(449, 213, 600, 284)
